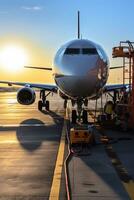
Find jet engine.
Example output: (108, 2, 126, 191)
(17, 87, 36, 105)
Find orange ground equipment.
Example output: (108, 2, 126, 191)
(70, 125, 94, 145)
(112, 41, 134, 128)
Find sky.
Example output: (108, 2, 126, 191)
(0, 0, 134, 84)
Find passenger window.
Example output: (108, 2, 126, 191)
(82, 48, 98, 55)
(64, 48, 80, 54)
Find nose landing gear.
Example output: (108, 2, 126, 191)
(82, 110, 88, 124)
(71, 99, 88, 124)
(72, 110, 77, 123)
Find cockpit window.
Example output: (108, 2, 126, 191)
(82, 48, 98, 55)
(64, 48, 98, 55)
(64, 48, 80, 54)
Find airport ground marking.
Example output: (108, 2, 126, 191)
(96, 124, 134, 200)
(82, 109, 134, 199)
(49, 111, 67, 200)
(105, 144, 134, 200)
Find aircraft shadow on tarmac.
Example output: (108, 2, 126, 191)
(0, 110, 64, 152)
(41, 110, 64, 124)
(16, 110, 64, 151)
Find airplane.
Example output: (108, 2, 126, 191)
(0, 11, 126, 124)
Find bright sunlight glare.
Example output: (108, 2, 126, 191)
(0, 45, 28, 72)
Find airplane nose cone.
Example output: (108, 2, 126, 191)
(54, 39, 109, 99)
(60, 56, 100, 76)
(56, 75, 98, 98)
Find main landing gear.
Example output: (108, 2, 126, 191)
(38, 90, 51, 111)
(71, 99, 88, 124)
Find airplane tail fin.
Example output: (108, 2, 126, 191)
(78, 11, 80, 39)
(24, 66, 52, 71)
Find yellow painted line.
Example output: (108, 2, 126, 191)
(49, 112, 67, 200)
(123, 181, 134, 200)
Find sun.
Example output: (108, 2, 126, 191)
(0, 45, 28, 72)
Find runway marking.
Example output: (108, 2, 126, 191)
(98, 125, 134, 199)
(49, 112, 67, 200)
(0, 124, 51, 127)
(105, 144, 134, 200)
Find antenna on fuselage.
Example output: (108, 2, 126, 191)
(78, 11, 80, 39)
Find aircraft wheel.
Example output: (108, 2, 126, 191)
(64, 100, 67, 109)
(71, 99, 75, 107)
(82, 110, 88, 124)
(46, 100, 50, 111)
(84, 99, 88, 107)
(38, 100, 43, 111)
(72, 110, 77, 124)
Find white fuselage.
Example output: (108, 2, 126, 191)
(53, 39, 109, 100)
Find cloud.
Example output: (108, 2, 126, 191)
(22, 6, 42, 11)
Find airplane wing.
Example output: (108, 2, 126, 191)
(0, 81, 58, 92)
(104, 84, 129, 92)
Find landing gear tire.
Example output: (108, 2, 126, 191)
(46, 100, 50, 111)
(71, 99, 75, 107)
(82, 110, 88, 124)
(72, 110, 77, 124)
(64, 100, 67, 109)
(38, 100, 43, 111)
(84, 99, 88, 107)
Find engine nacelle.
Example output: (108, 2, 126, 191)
(17, 87, 36, 105)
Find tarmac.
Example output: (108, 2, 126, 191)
(0, 92, 66, 200)
(0, 91, 134, 200)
